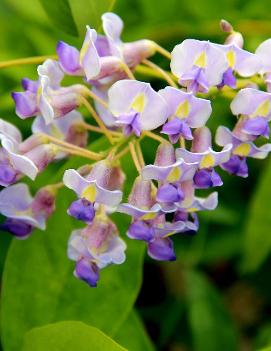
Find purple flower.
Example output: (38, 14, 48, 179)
(215, 44, 261, 88)
(159, 87, 211, 143)
(176, 127, 231, 188)
(32, 110, 88, 151)
(0, 183, 55, 238)
(256, 39, 271, 90)
(171, 39, 228, 92)
(118, 177, 162, 220)
(12, 59, 83, 124)
(108, 80, 168, 136)
(64, 161, 124, 222)
(231, 88, 271, 138)
(57, 13, 155, 83)
(68, 217, 126, 287)
(216, 126, 271, 160)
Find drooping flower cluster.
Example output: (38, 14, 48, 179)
(1, 14, 271, 287)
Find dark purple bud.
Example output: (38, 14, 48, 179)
(0, 218, 33, 239)
(242, 117, 270, 139)
(128, 221, 154, 241)
(0, 162, 17, 186)
(75, 258, 99, 287)
(193, 169, 223, 188)
(156, 183, 184, 203)
(220, 155, 248, 177)
(148, 237, 176, 261)
(68, 198, 95, 223)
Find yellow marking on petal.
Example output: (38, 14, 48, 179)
(226, 50, 236, 68)
(200, 154, 215, 169)
(141, 212, 157, 220)
(187, 207, 198, 213)
(79, 42, 89, 64)
(175, 100, 190, 119)
(131, 93, 146, 113)
(253, 99, 271, 117)
(167, 167, 182, 182)
(81, 184, 97, 202)
(194, 52, 207, 68)
(233, 143, 251, 156)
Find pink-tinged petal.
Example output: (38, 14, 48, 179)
(123, 40, 156, 67)
(80, 26, 101, 80)
(32, 110, 83, 138)
(24, 144, 56, 171)
(37, 59, 64, 88)
(230, 88, 271, 118)
(159, 87, 211, 128)
(142, 158, 198, 182)
(1, 137, 38, 180)
(255, 39, 271, 73)
(102, 12, 123, 57)
(56, 41, 83, 75)
(0, 118, 22, 143)
(154, 143, 176, 166)
(11, 91, 38, 119)
(191, 126, 212, 152)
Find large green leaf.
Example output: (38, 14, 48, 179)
(39, 0, 78, 36)
(115, 310, 155, 351)
(68, 0, 116, 36)
(242, 159, 271, 272)
(1, 137, 144, 351)
(185, 270, 238, 351)
(22, 321, 127, 351)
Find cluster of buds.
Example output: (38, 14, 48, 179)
(1, 14, 271, 287)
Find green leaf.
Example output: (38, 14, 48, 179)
(258, 347, 271, 351)
(242, 159, 271, 272)
(185, 270, 238, 351)
(22, 321, 127, 351)
(39, 0, 78, 36)
(115, 310, 155, 351)
(68, 0, 117, 36)
(1, 137, 144, 351)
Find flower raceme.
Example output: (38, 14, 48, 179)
(1, 12, 271, 287)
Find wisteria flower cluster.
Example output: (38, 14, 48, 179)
(1, 14, 271, 287)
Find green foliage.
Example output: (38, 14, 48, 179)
(242, 158, 271, 272)
(115, 310, 155, 351)
(22, 321, 126, 351)
(39, 0, 78, 36)
(185, 270, 238, 351)
(1, 138, 144, 351)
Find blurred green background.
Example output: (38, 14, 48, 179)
(1, 0, 271, 350)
